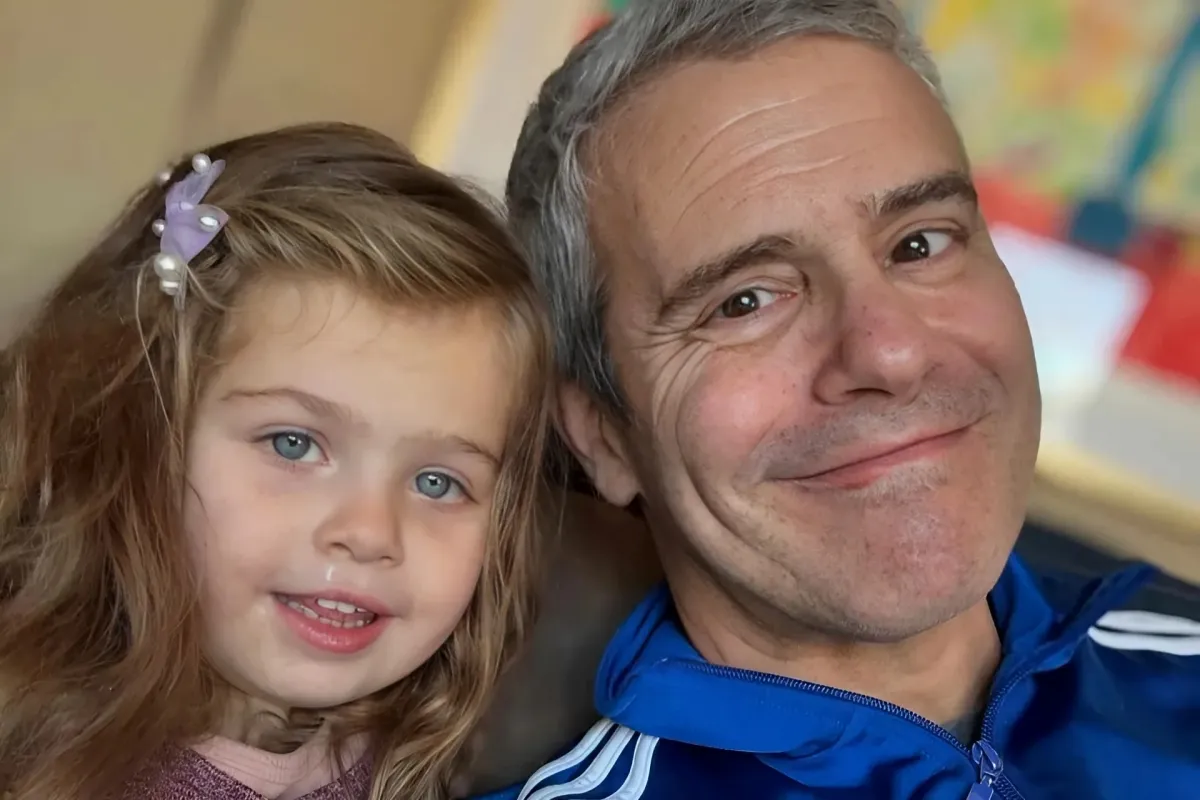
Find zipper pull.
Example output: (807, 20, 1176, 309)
(965, 740, 1003, 800)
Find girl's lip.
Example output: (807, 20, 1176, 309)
(275, 595, 390, 655)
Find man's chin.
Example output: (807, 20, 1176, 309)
(829, 551, 1010, 643)
(759, 538, 1009, 644)
(823, 587, 988, 643)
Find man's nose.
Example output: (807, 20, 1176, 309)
(810, 274, 934, 407)
(314, 486, 404, 565)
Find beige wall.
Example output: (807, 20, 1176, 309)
(414, 0, 596, 195)
(0, 0, 467, 338)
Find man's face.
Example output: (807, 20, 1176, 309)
(568, 36, 1040, 641)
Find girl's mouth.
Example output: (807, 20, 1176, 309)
(275, 594, 380, 628)
(274, 593, 391, 655)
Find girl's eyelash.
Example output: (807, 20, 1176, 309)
(414, 470, 475, 504)
(253, 429, 326, 470)
(248, 434, 481, 499)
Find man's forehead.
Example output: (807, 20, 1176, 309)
(589, 35, 964, 280)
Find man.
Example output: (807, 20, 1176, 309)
(475, 1, 1200, 797)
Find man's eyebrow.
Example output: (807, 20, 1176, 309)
(652, 172, 976, 325)
(221, 387, 362, 426)
(656, 234, 800, 325)
(861, 170, 978, 219)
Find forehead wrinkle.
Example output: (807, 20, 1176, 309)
(665, 110, 886, 242)
(662, 71, 870, 170)
(710, 156, 849, 225)
(667, 110, 815, 228)
(600, 86, 801, 233)
(674, 94, 813, 185)
(669, 143, 832, 240)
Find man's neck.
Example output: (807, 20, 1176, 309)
(673, 576, 1001, 736)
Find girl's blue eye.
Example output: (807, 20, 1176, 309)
(414, 470, 463, 501)
(271, 431, 319, 462)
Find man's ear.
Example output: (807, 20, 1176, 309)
(557, 382, 641, 507)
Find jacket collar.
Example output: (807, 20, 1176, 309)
(594, 553, 1153, 754)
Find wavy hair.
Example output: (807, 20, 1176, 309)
(0, 123, 551, 799)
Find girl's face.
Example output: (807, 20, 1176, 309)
(184, 278, 517, 715)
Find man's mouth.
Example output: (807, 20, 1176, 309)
(786, 426, 971, 490)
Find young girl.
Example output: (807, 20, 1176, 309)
(0, 123, 550, 799)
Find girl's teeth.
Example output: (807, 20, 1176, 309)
(289, 601, 319, 619)
(285, 599, 374, 627)
(315, 597, 366, 614)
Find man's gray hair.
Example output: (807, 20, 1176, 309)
(505, 0, 945, 413)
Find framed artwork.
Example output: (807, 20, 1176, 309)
(899, 0, 1200, 389)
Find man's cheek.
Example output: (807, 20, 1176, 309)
(678, 359, 794, 473)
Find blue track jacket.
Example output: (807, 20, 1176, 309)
(479, 555, 1200, 799)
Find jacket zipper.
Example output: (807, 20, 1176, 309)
(652, 565, 1152, 800)
(687, 662, 1025, 799)
(967, 740, 1004, 799)
(967, 565, 1151, 799)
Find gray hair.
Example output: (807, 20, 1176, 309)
(505, 0, 946, 414)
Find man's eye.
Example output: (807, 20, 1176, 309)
(714, 288, 779, 320)
(891, 230, 954, 264)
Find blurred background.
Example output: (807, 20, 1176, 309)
(2, 0, 1198, 581)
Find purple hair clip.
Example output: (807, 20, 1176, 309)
(150, 153, 229, 307)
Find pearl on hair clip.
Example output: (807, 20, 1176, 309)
(155, 169, 173, 186)
(151, 219, 166, 236)
(154, 252, 183, 280)
(160, 278, 183, 296)
(198, 214, 221, 231)
(191, 153, 212, 174)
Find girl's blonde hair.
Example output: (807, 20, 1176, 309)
(0, 123, 551, 799)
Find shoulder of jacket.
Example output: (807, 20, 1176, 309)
(508, 719, 662, 800)
(1088, 604, 1200, 658)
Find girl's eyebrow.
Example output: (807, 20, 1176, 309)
(405, 431, 501, 467)
(221, 386, 362, 427)
(221, 386, 501, 465)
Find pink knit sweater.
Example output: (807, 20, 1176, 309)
(122, 739, 372, 800)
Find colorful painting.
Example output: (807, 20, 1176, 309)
(902, 0, 1200, 232)
(590, 0, 1200, 231)
(902, 0, 1200, 387)
(585, 0, 1200, 386)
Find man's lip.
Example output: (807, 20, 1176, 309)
(274, 588, 392, 617)
(785, 426, 970, 484)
